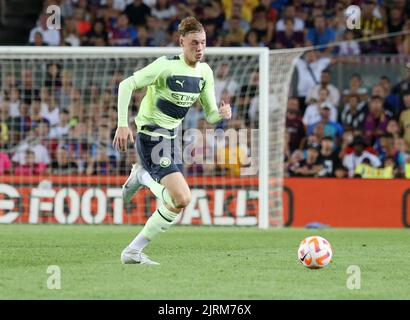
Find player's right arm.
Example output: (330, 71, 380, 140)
(113, 56, 167, 151)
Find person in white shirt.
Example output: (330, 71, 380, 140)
(28, 13, 61, 46)
(214, 62, 238, 104)
(276, 5, 305, 32)
(306, 69, 341, 108)
(342, 136, 381, 177)
(295, 50, 331, 112)
(303, 88, 338, 126)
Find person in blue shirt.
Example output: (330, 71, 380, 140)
(306, 15, 336, 54)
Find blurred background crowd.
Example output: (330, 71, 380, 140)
(0, 0, 410, 178)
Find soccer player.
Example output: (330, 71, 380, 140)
(112, 16, 232, 265)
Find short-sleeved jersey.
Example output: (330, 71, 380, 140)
(130, 54, 221, 138)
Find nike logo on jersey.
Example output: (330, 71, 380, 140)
(176, 79, 185, 88)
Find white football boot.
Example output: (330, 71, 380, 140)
(120, 247, 160, 265)
(122, 163, 149, 204)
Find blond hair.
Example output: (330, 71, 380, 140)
(177, 16, 204, 36)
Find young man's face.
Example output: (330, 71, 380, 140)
(181, 31, 206, 65)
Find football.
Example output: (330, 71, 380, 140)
(298, 236, 333, 269)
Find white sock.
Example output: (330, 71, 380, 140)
(128, 233, 150, 251)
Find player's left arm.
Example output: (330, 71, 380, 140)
(199, 64, 232, 124)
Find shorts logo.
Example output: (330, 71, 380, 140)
(159, 157, 171, 168)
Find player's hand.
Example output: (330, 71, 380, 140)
(112, 127, 134, 152)
(219, 100, 232, 120)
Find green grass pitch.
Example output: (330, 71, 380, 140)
(1, 224, 409, 299)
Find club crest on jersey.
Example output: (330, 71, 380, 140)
(159, 157, 171, 168)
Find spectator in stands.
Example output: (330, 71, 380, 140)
(318, 136, 341, 177)
(72, 7, 92, 36)
(276, 4, 305, 32)
(249, 5, 274, 46)
(8, 87, 21, 118)
(12, 119, 52, 167)
(374, 133, 398, 165)
(44, 63, 62, 90)
(387, 7, 406, 34)
(286, 97, 305, 152)
(9, 99, 32, 141)
(338, 30, 361, 56)
(61, 17, 81, 46)
(82, 18, 108, 46)
(295, 50, 332, 113)
(28, 13, 61, 46)
(306, 69, 340, 108)
(40, 92, 60, 127)
(399, 91, 410, 149)
(204, 22, 223, 47)
(30, 97, 48, 128)
(392, 63, 410, 103)
(0, 147, 11, 174)
(334, 165, 349, 178)
(151, 0, 177, 22)
(87, 123, 120, 175)
(303, 88, 337, 127)
(19, 68, 37, 101)
(133, 26, 153, 46)
(222, 15, 246, 46)
(222, 0, 258, 24)
(289, 143, 323, 177)
(108, 14, 137, 46)
(201, 0, 225, 30)
(364, 95, 391, 145)
(360, 0, 386, 40)
(342, 135, 381, 177)
(307, 102, 343, 141)
(306, 15, 336, 54)
(340, 93, 368, 131)
(145, 15, 168, 47)
(50, 109, 71, 139)
(29, 31, 47, 46)
(378, 76, 402, 118)
(274, 17, 304, 49)
(14, 149, 47, 175)
(342, 74, 368, 103)
(49, 145, 79, 175)
(124, 0, 151, 26)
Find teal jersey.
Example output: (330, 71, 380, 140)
(117, 54, 222, 138)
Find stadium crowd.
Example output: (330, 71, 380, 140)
(0, 0, 410, 178)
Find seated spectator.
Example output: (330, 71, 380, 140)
(334, 165, 349, 178)
(360, 0, 386, 40)
(286, 97, 305, 152)
(28, 13, 61, 46)
(387, 7, 406, 34)
(307, 103, 344, 140)
(30, 97, 49, 128)
(50, 109, 71, 139)
(151, 0, 177, 22)
(82, 19, 108, 46)
(249, 5, 274, 45)
(371, 84, 400, 119)
(124, 0, 151, 26)
(222, 0, 258, 24)
(41, 94, 60, 127)
(108, 14, 137, 46)
(342, 135, 381, 177)
(214, 62, 239, 105)
(306, 69, 340, 108)
(49, 146, 79, 175)
(318, 136, 341, 177)
(303, 89, 338, 127)
(14, 149, 47, 175)
(201, 0, 225, 30)
(340, 93, 368, 131)
(87, 124, 120, 175)
(243, 29, 264, 47)
(133, 26, 153, 46)
(386, 119, 401, 140)
(204, 22, 223, 47)
(364, 95, 392, 145)
(61, 17, 81, 46)
(8, 87, 21, 118)
(378, 76, 402, 117)
(342, 74, 368, 104)
(276, 5, 305, 32)
(274, 17, 304, 49)
(374, 133, 398, 165)
(11, 119, 53, 165)
(0, 150, 11, 174)
(306, 15, 336, 54)
(289, 143, 323, 177)
(399, 91, 410, 149)
(72, 7, 91, 36)
(8, 99, 32, 141)
(29, 31, 47, 46)
(222, 15, 246, 46)
(392, 62, 410, 102)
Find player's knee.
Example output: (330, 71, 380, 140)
(173, 191, 191, 208)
